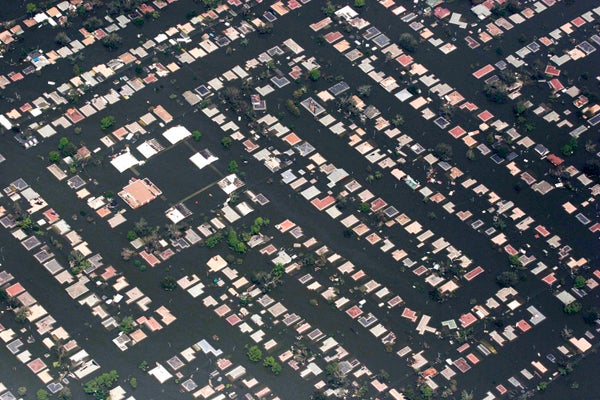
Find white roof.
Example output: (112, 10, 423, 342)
(110, 152, 139, 173)
(0, 115, 13, 130)
(222, 205, 241, 223)
(149, 363, 172, 383)
(38, 125, 57, 138)
(154, 33, 168, 43)
(218, 174, 244, 195)
(207, 255, 227, 272)
(162, 125, 192, 144)
(335, 5, 358, 20)
(137, 142, 158, 159)
(395, 89, 413, 102)
(555, 290, 576, 305)
(165, 207, 186, 224)
(189, 151, 219, 170)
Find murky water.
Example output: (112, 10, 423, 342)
(0, 0, 598, 399)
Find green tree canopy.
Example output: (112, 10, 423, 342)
(247, 345, 262, 362)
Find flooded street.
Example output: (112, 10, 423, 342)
(0, 0, 599, 399)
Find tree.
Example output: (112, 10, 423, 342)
(26, 3, 37, 14)
(483, 81, 509, 103)
(466, 149, 476, 160)
(493, 218, 507, 231)
(17, 215, 34, 231)
(574, 275, 586, 289)
(133, 217, 151, 237)
(537, 382, 548, 391)
(83, 16, 104, 31)
(582, 307, 599, 324)
(272, 263, 285, 278)
(565, 137, 578, 155)
(270, 361, 282, 375)
(99, 116, 116, 130)
(257, 22, 273, 34)
(496, 271, 519, 287)
(227, 230, 246, 253)
(434, 143, 453, 161)
(205, 232, 223, 248)
(57, 387, 72, 400)
(508, 254, 522, 267)
(129, 377, 138, 389)
(221, 136, 232, 149)
(322, 1, 336, 16)
(354, 0, 366, 7)
(325, 362, 340, 376)
(228, 160, 239, 173)
(399, 33, 418, 53)
(84, 370, 119, 400)
(357, 85, 372, 98)
(514, 101, 527, 116)
(285, 99, 301, 116)
(126, 231, 138, 241)
(492, 0, 522, 17)
(377, 369, 390, 383)
(192, 130, 202, 141)
(165, 223, 182, 239)
(119, 316, 135, 333)
(55, 32, 70, 45)
(564, 302, 582, 314)
(325, 362, 345, 387)
(562, 144, 574, 156)
(15, 306, 31, 323)
(312, 391, 327, 400)
(69, 250, 91, 275)
(419, 384, 434, 400)
(102, 33, 122, 50)
(160, 276, 177, 291)
(66, 88, 80, 103)
(36, 389, 50, 400)
(392, 114, 404, 127)
(17, 387, 27, 396)
(460, 390, 474, 400)
(263, 356, 281, 374)
(58, 137, 70, 150)
(583, 159, 600, 178)
(49, 151, 61, 163)
(309, 69, 321, 81)
(263, 356, 276, 367)
(247, 345, 262, 362)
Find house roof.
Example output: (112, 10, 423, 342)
(118, 178, 162, 209)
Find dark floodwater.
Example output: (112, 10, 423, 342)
(0, 0, 599, 399)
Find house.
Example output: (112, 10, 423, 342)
(138, 4, 155, 14)
(548, 78, 564, 92)
(74, 146, 91, 161)
(118, 178, 162, 209)
(573, 95, 588, 108)
(251, 94, 266, 111)
(544, 65, 561, 77)
(433, 7, 451, 19)
(534, 144, 549, 157)
(546, 154, 564, 167)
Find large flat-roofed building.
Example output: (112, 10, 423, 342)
(118, 178, 162, 209)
